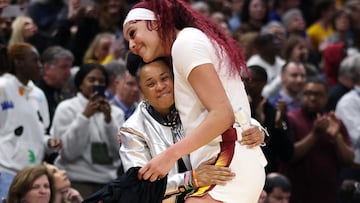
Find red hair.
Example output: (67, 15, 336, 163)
(132, 0, 247, 76)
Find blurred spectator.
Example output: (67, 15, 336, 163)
(263, 172, 291, 203)
(319, 8, 353, 70)
(0, 16, 11, 45)
(203, 0, 231, 14)
(247, 33, 285, 98)
(228, 0, 244, 33)
(346, 0, 360, 43)
(210, 11, 232, 36)
(218, 21, 232, 37)
(322, 1, 360, 87)
(282, 7, 320, 69)
(110, 32, 128, 62)
(6, 163, 83, 203)
(281, 78, 354, 203)
(0, 0, 6, 11)
(281, 8, 308, 41)
(321, 8, 353, 48)
(92, 0, 128, 33)
(244, 65, 293, 173)
(340, 179, 360, 203)
(326, 54, 357, 111)
(237, 0, 268, 34)
(37, 45, 74, 134)
(210, 10, 226, 24)
(110, 58, 140, 120)
(0, 43, 61, 200)
(261, 20, 286, 55)
(69, 0, 129, 66)
(8, 15, 37, 48)
(322, 41, 348, 87)
(83, 32, 115, 65)
(306, 0, 336, 53)
(50, 63, 124, 197)
(335, 53, 360, 182)
(103, 60, 126, 101)
(0, 0, 10, 14)
(191, 0, 210, 17)
(7, 14, 67, 54)
(269, 61, 306, 112)
(17, 0, 30, 13)
(37, 45, 73, 170)
(323, 10, 359, 86)
(335, 0, 346, 8)
(237, 31, 258, 60)
(44, 163, 83, 203)
(268, 0, 299, 22)
(6, 165, 54, 203)
(27, 0, 68, 35)
(282, 35, 320, 78)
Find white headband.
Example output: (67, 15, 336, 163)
(123, 8, 156, 26)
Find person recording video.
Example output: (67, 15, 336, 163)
(50, 63, 125, 197)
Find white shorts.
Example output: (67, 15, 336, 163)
(190, 127, 266, 203)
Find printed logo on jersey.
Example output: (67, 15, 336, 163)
(14, 126, 23, 136)
(28, 150, 36, 164)
(18, 87, 25, 96)
(1, 100, 14, 111)
(37, 110, 43, 123)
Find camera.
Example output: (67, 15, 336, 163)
(92, 85, 106, 100)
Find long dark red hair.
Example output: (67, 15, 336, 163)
(131, 0, 247, 76)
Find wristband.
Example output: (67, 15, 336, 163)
(259, 126, 270, 146)
(192, 169, 199, 188)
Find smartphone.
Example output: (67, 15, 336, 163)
(92, 85, 106, 100)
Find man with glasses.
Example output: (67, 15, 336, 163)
(279, 78, 354, 203)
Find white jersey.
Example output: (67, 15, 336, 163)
(172, 28, 265, 203)
(172, 27, 251, 166)
(172, 27, 250, 144)
(0, 73, 49, 174)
